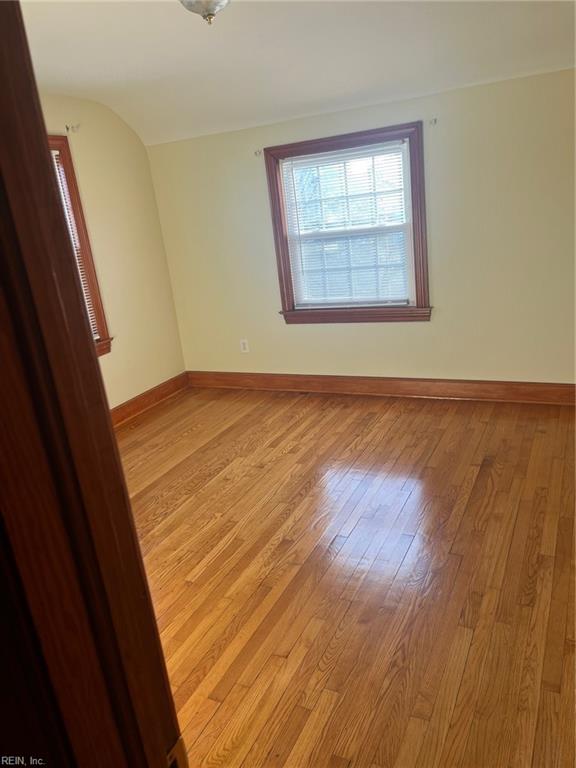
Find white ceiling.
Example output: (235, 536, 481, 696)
(22, 1, 575, 146)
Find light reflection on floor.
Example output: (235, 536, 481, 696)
(313, 462, 425, 590)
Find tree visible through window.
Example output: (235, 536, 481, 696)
(264, 122, 431, 323)
(48, 135, 111, 355)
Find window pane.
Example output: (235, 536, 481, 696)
(300, 240, 323, 271)
(301, 271, 325, 300)
(318, 163, 345, 198)
(374, 153, 403, 191)
(299, 200, 322, 231)
(323, 238, 349, 270)
(321, 198, 347, 229)
(294, 229, 409, 306)
(348, 195, 375, 227)
(326, 269, 351, 300)
(294, 166, 319, 202)
(350, 235, 377, 268)
(376, 190, 405, 224)
(346, 157, 373, 196)
(378, 230, 406, 265)
(351, 268, 379, 299)
(283, 140, 414, 308)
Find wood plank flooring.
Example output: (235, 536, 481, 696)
(117, 388, 575, 767)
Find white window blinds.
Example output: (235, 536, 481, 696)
(280, 140, 415, 309)
(50, 147, 101, 341)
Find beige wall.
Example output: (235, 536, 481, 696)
(41, 94, 184, 407)
(149, 70, 575, 384)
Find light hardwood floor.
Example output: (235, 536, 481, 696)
(117, 388, 575, 768)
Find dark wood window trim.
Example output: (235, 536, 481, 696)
(48, 135, 112, 355)
(264, 122, 431, 323)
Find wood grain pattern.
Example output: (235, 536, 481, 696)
(111, 370, 575, 427)
(187, 370, 575, 405)
(117, 389, 575, 767)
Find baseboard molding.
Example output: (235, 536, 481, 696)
(110, 372, 188, 426)
(109, 370, 574, 424)
(186, 370, 575, 406)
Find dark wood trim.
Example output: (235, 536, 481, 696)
(96, 336, 112, 355)
(0, 505, 75, 765)
(0, 235, 127, 765)
(167, 736, 188, 768)
(407, 122, 430, 308)
(264, 144, 296, 314)
(111, 372, 189, 427)
(48, 133, 111, 356)
(264, 122, 431, 324)
(281, 305, 432, 323)
(186, 371, 575, 406)
(264, 122, 429, 159)
(1, 3, 183, 765)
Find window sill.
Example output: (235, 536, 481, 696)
(281, 306, 432, 324)
(96, 337, 112, 356)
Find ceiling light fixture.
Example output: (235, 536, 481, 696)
(179, 0, 230, 25)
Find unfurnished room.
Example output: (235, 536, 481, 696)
(0, 1, 574, 766)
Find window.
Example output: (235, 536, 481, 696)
(264, 122, 431, 323)
(48, 135, 111, 354)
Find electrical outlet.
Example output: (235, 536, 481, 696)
(240, 338, 250, 353)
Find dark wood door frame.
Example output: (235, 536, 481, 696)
(0, 3, 185, 765)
